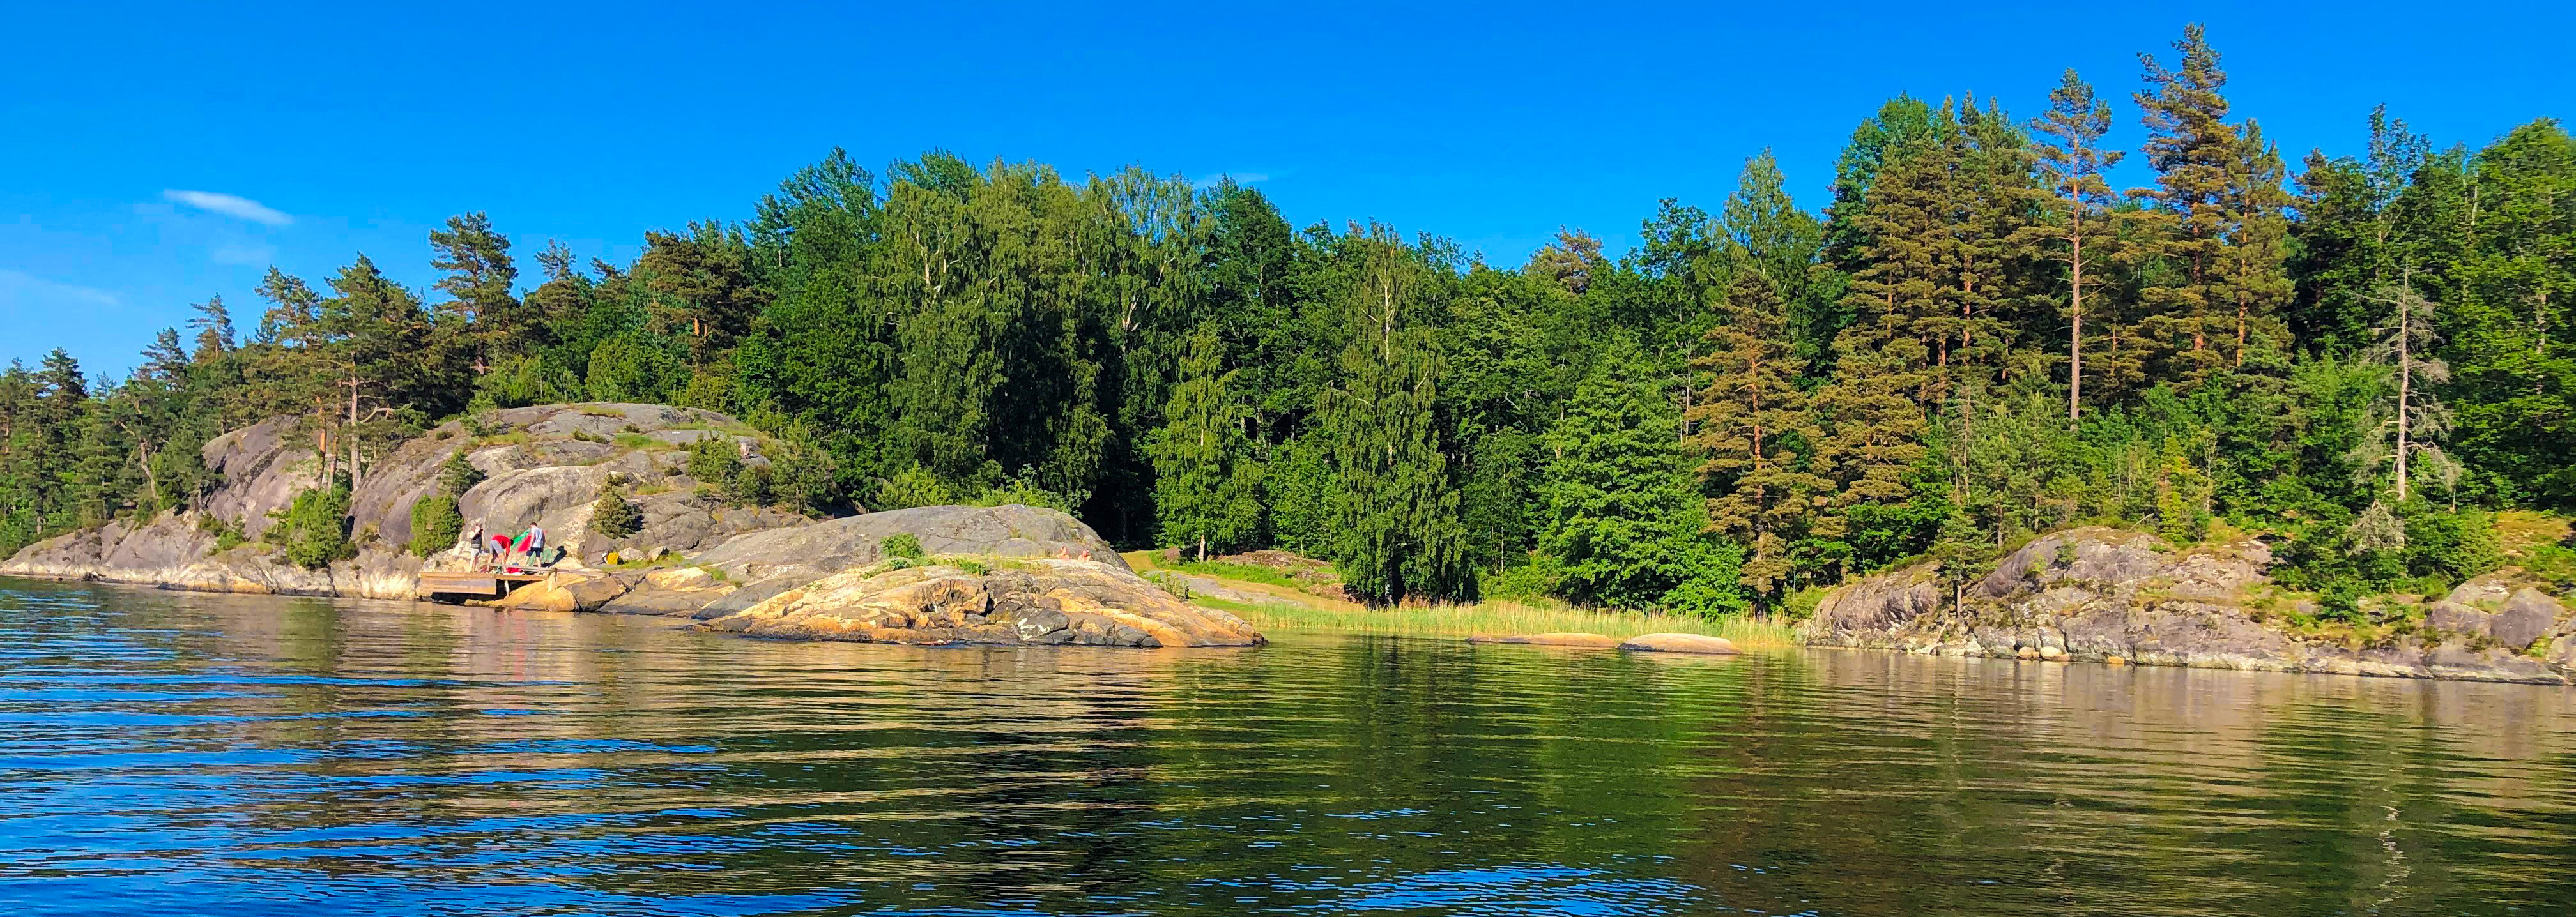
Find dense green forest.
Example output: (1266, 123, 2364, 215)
(4, 26, 2571, 615)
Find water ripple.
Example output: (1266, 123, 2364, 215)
(0, 576, 2571, 915)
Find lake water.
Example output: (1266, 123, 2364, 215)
(3, 577, 2573, 916)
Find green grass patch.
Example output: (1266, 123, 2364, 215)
(1163, 558, 1312, 590)
(1220, 598, 1798, 648)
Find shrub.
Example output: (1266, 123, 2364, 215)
(730, 463, 775, 506)
(275, 481, 355, 569)
(769, 438, 841, 515)
(873, 466, 951, 511)
(970, 474, 1084, 513)
(408, 493, 463, 557)
(592, 487, 643, 539)
(687, 436, 742, 483)
(882, 533, 925, 561)
(1659, 533, 1752, 618)
(438, 450, 484, 496)
(1482, 557, 1563, 601)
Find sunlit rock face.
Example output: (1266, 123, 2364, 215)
(3, 403, 811, 600)
(696, 558, 1264, 648)
(1804, 527, 2575, 685)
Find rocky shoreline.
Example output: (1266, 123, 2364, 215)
(1804, 527, 2576, 685)
(11, 404, 2576, 676)
(0, 404, 1261, 649)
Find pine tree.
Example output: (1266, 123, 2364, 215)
(1814, 325, 1931, 515)
(429, 212, 523, 370)
(2024, 70, 2125, 420)
(1816, 119, 1946, 525)
(187, 295, 237, 364)
(2132, 24, 2290, 383)
(1150, 323, 1261, 559)
(1692, 271, 1830, 599)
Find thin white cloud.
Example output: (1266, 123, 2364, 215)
(0, 269, 120, 310)
(162, 189, 293, 226)
(1192, 172, 1271, 189)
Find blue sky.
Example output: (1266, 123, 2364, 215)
(6, 1, 2570, 374)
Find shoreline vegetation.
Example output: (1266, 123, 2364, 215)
(1123, 550, 1801, 646)
(3, 24, 2575, 676)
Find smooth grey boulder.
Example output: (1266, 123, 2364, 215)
(694, 504, 1123, 583)
(2493, 589, 2563, 651)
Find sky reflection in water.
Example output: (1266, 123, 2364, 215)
(1, 577, 2572, 915)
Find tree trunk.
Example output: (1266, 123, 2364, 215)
(2069, 225, 2085, 423)
(2396, 290, 2411, 503)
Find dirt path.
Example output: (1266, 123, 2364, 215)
(1119, 550, 1363, 612)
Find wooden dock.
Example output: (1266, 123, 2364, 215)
(418, 570, 553, 602)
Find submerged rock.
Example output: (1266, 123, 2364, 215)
(1466, 632, 1620, 648)
(1802, 527, 2575, 684)
(1618, 633, 1742, 655)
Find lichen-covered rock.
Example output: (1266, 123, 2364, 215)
(2426, 601, 2496, 639)
(2493, 589, 2563, 652)
(1809, 563, 1943, 639)
(0, 511, 422, 599)
(694, 559, 1262, 648)
(1802, 527, 2574, 684)
(3, 405, 1268, 649)
(3, 403, 815, 602)
(696, 504, 1121, 580)
(491, 572, 632, 612)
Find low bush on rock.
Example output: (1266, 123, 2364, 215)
(592, 487, 643, 539)
(273, 481, 355, 568)
(408, 494, 462, 557)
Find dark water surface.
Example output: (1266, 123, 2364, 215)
(3, 578, 2573, 916)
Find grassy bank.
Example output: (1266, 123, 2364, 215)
(1124, 550, 1798, 648)
(1216, 596, 1798, 646)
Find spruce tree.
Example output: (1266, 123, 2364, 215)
(1542, 335, 1699, 609)
(1692, 271, 1830, 600)
(591, 486, 642, 540)
(2358, 271, 2453, 503)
